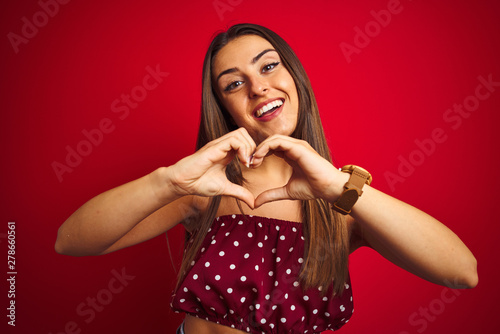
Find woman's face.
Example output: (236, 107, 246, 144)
(213, 35, 299, 144)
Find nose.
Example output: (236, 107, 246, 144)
(248, 75, 269, 98)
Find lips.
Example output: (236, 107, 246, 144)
(253, 98, 285, 120)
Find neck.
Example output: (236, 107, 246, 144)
(241, 154, 292, 186)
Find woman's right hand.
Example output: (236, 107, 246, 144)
(167, 128, 256, 208)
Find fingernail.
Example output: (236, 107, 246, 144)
(249, 154, 254, 167)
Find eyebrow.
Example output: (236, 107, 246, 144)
(216, 48, 277, 82)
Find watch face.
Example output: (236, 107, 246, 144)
(341, 165, 372, 185)
(342, 165, 368, 174)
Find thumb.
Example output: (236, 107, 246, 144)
(224, 183, 256, 209)
(254, 187, 291, 208)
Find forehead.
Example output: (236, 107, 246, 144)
(213, 35, 275, 74)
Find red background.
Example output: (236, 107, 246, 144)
(1, 0, 499, 333)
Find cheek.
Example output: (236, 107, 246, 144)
(223, 98, 247, 125)
(277, 72, 298, 100)
(280, 76, 299, 111)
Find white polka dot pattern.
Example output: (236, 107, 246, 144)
(170, 214, 353, 333)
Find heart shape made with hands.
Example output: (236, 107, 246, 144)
(221, 137, 338, 210)
(232, 159, 292, 210)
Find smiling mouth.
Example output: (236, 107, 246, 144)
(255, 99, 284, 118)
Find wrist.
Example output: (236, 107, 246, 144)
(326, 169, 350, 203)
(149, 166, 183, 204)
(331, 165, 372, 215)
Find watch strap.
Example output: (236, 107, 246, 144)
(332, 189, 359, 215)
(344, 167, 371, 195)
(332, 165, 372, 215)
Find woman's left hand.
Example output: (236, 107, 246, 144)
(251, 136, 478, 289)
(251, 135, 346, 208)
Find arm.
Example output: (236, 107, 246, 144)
(55, 167, 192, 256)
(347, 183, 478, 288)
(252, 135, 478, 289)
(55, 128, 257, 257)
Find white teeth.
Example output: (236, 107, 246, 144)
(256, 99, 283, 117)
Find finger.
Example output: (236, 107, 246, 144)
(207, 136, 251, 166)
(255, 136, 303, 157)
(234, 128, 257, 166)
(223, 183, 255, 209)
(252, 137, 304, 168)
(213, 129, 256, 166)
(254, 187, 291, 208)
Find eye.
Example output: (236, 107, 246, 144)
(224, 80, 243, 92)
(262, 62, 280, 73)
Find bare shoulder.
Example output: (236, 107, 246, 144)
(347, 215, 370, 254)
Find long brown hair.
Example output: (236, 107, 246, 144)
(177, 23, 349, 295)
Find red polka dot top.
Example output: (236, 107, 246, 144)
(171, 214, 354, 333)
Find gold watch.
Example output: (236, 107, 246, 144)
(331, 165, 372, 215)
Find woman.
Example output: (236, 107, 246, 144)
(55, 24, 477, 333)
